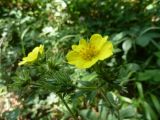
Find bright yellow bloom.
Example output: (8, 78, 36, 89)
(66, 34, 113, 69)
(18, 45, 44, 66)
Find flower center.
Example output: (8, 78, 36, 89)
(80, 44, 97, 60)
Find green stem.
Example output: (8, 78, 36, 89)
(100, 88, 121, 120)
(20, 27, 30, 56)
(117, 109, 121, 120)
(20, 36, 25, 56)
(100, 88, 111, 107)
(58, 94, 77, 120)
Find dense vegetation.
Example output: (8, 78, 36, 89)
(0, 0, 160, 120)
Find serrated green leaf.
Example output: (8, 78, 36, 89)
(137, 69, 160, 82)
(136, 36, 152, 47)
(136, 32, 160, 47)
(107, 92, 116, 106)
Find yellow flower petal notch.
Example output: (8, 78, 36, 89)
(18, 45, 44, 66)
(66, 34, 113, 69)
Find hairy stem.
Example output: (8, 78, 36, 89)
(58, 94, 77, 120)
(100, 88, 121, 120)
(100, 88, 111, 107)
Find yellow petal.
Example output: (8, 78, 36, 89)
(79, 38, 87, 46)
(90, 34, 108, 50)
(72, 45, 78, 51)
(18, 44, 44, 66)
(66, 51, 86, 67)
(27, 52, 38, 61)
(72, 45, 76, 49)
(71, 39, 87, 52)
(19, 52, 38, 66)
(76, 58, 98, 69)
(39, 45, 44, 54)
(66, 51, 82, 64)
(18, 60, 27, 66)
(66, 50, 98, 69)
(22, 51, 38, 63)
(97, 41, 113, 60)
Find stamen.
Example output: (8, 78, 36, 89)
(80, 44, 97, 60)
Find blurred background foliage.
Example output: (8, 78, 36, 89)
(0, 0, 160, 120)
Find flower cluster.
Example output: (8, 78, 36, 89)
(18, 34, 113, 69)
(66, 34, 113, 68)
(18, 45, 44, 66)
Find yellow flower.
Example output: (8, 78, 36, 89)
(66, 34, 113, 69)
(18, 45, 44, 66)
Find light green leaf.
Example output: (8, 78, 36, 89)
(150, 94, 160, 114)
(112, 32, 126, 45)
(81, 72, 97, 81)
(120, 105, 137, 119)
(80, 109, 98, 120)
(0, 85, 7, 96)
(136, 82, 144, 99)
(142, 101, 157, 120)
(122, 39, 132, 53)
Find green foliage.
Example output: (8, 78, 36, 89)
(1, 0, 160, 120)
(2, 108, 20, 120)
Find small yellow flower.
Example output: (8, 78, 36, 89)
(66, 34, 113, 69)
(18, 45, 44, 66)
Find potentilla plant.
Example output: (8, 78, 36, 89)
(10, 34, 139, 120)
(65, 34, 121, 120)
